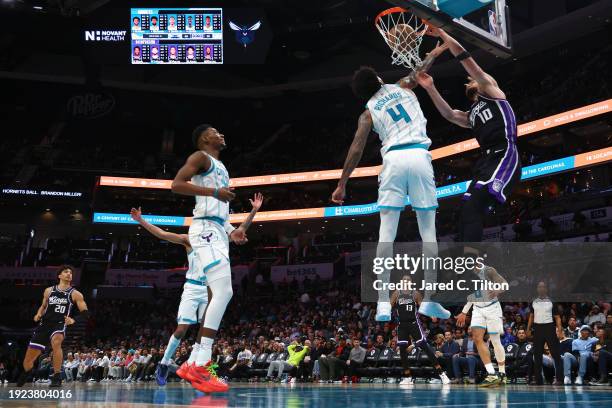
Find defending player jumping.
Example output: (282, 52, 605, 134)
(170, 124, 251, 393)
(17, 265, 89, 388)
(331, 40, 451, 322)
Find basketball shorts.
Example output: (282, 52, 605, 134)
(378, 148, 437, 211)
(176, 282, 209, 325)
(397, 319, 427, 344)
(470, 300, 503, 334)
(464, 144, 521, 204)
(29, 321, 66, 351)
(188, 218, 231, 284)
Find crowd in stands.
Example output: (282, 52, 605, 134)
(2, 279, 611, 386)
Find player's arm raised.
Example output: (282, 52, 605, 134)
(398, 41, 449, 89)
(228, 193, 264, 245)
(171, 151, 235, 202)
(34, 287, 52, 322)
(331, 110, 373, 204)
(130, 206, 190, 248)
(434, 27, 505, 99)
(416, 72, 470, 128)
(65, 290, 89, 326)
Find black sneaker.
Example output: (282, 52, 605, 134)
(499, 373, 507, 385)
(480, 374, 501, 387)
(590, 377, 609, 386)
(50, 373, 62, 388)
(16, 370, 31, 387)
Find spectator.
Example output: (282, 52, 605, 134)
(266, 339, 310, 381)
(318, 337, 350, 383)
(438, 330, 460, 378)
(502, 327, 517, 346)
(229, 344, 253, 379)
(451, 328, 481, 384)
(564, 317, 580, 340)
(563, 325, 598, 385)
(584, 305, 606, 326)
(346, 339, 366, 382)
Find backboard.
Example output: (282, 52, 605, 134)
(387, 0, 512, 57)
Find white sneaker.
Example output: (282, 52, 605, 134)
(290, 378, 296, 384)
(429, 378, 442, 384)
(376, 301, 392, 322)
(399, 377, 414, 385)
(575, 376, 583, 385)
(564, 376, 571, 385)
(440, 372, 451, 385)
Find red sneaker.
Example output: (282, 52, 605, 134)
(176, 362, 195, 382)
(190, 362, 229, 393)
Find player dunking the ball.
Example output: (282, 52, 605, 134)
(170, 124, 254, 393)
(130, 196, 262, 386)
(17, 265, 89, 388)
(416, 27, 521, 387)
(332, 39, 451, 322)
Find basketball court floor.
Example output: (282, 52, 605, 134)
(2, 383, 612, 407)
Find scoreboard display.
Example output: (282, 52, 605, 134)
(131, 8, 223, 64)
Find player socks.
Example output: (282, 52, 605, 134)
(188, 343, 200, 364)
(196, 337, 214, 366)
(161, 335, 181, 365)
(498, 364, 506, 374)
(485, 363, 496, 375)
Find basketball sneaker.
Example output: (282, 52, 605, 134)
(418, 301, 451, 320)
(498, 373, 507, 385)
(155, 364, 169, 386)
(176, 361, 196, 383)
(49, 373, 62, 388)
(375, 301, 392, 321)
(480, 374, 501, 387)
(190, 362, 229, 393)
(440, 371, 451, 385)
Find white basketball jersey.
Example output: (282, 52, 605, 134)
(474, 266, 498, 305)
(366, 84, 430, 157)
(191, 152, 230, 221)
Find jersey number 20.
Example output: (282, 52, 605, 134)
(386, 103, 412, 124)
(55, 305, 66, 314)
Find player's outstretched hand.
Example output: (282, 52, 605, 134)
(249, 192, 264, 212)
(415, 72, 434, 89)
(64, 316, 76, 326)
(33, 313, 41, 322)
(230, 228, 248, 245)
(455, 312, 467, 327)
(331, 185, 346, 205)
(427, 41, 449, 59)
(217, 187, 236, 202)
(425, 26, 442, 37)
(130, 207, 143, 222)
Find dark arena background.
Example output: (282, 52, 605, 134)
(1, 0, 612, 407)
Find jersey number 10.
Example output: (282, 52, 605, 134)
(477, 108, 493, 124)
(386, 103, 412, 124)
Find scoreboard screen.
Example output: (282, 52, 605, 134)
(131, 8, 223, 65)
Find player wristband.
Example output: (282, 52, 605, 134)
(456, 51, 471, 61)
(213, 188, 219, 198)
(73, 310, 89, 323)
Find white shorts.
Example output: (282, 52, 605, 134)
(470, 301, 503, 334)
(378, 148, 438, 211)
(188, 219, 231, 284)
(177, 282, 209, 325)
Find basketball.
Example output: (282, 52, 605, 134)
(386, 23, 419, 46)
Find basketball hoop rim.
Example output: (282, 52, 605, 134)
(374, 6, 431, 27)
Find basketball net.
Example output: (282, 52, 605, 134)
(375, 7, 428, 70)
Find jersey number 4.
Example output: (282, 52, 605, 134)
(386, 103, 412, 124)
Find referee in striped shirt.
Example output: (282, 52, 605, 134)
(527, 281, 563, 385)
